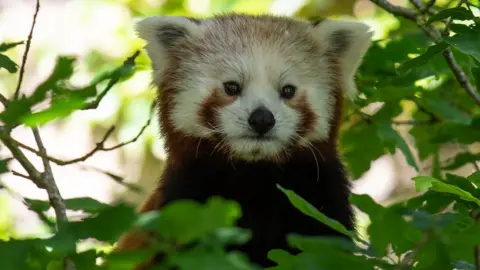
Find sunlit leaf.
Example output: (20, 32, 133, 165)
(350, 194, 422, 256)
(397, 42, 449, 73)
(412, 176, 480, 205)
(276, 185, 357, 240)
(137, 197, 242, 245)
(426, 7, 475, 25)
(444, 27, 480, 62)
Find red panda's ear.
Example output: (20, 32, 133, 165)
(310, 20, 373, 100)
(135, 16, 202, 78)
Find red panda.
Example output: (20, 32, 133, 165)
(114, 13, 373, 269)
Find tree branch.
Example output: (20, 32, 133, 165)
(78, 165, 143, 194)
(11, 102, 154, 166)
(421, 0, 437, 13)
(31, 128, 69, 228)
(371, 0, 418, 20)
(82, 50, 140, 110)
(370, 0, 480, 106)
(0, 127, 44, 188)
(13, 0, 40, 100)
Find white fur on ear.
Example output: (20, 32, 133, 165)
(135, 16, 202, 80)
(311, 20, 373, 100)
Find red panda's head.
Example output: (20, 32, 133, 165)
(136, 14, 372, 163)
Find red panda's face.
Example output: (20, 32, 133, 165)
(137, 14, 372, 162)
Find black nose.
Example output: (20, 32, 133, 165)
(248, 107, 275, 135)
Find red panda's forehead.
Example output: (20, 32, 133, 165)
(167, 20, 325, 85)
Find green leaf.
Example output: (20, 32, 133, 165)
(472, 67, 480, 88)
(69, 250, 101, 270)
(0, 158, 11, 174)
(467, 171, 480, 186)
(21, 96, 86, 127)
(25, 197, 110, 214)
(0, 53, 19, 73)
(449, 24, 473, 34)
(412, 176, 480, 205)
(0, 56, 77, 126)
(276, 185, 357, 240)
(341, 122, 385, 178)
(452, 260, 475, 270)
(138, 197, 242, 245)
(266, 241, 381, 270)
(103, 249, 158, 270)
(168, 246, 255, 270)
(444, 28, 480, 62)
(397, 42, 449, 72)
(377, 121, 418, 171)
(442, 152, 480, 170)
(44, 203, 136, 253)
(421, 97, 471, 125)
(0, 239, 52, 270)
(350, 194, 421, 256)
(286, 233, 373, 256)
(426, 7, 475, 25)
(0, 41, 24, 52)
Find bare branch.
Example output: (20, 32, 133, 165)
(78, 165, 143, 194)
(370, 0, 480, 106)
(443, 0, 467, 35)
(13, 0, 40, 100)
(409, 0, 437, 14)
(12, 170, 36, 181)
(370, 0, 418, 20)
(422, 0, 437, 13)
(12, 102, 155, 166)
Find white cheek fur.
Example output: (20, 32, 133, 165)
(169, 78, 213, 138)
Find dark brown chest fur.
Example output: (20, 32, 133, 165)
(156, 152, 354, 268)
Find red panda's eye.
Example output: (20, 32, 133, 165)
(223, 81, 242, 96)
(280, 85, 297, 99)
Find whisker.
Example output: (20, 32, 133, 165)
(195, 138, 202, 159)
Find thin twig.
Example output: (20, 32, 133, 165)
(371, 0, 418, 20)
(13, 0, 40, 100)
(77, 165, 143, 194)
(421, 0, 437, 13)
(12, 102, 154, 166)
(12, 170, 36, 181)
(409, 0, 439, 15)
(443, 0, 466, 35)
(371, 0, 480, 106)
(82, 50, 140, 110)
(442, 49, 480, 105)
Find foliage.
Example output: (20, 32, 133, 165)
(0, 0, 480, 269)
